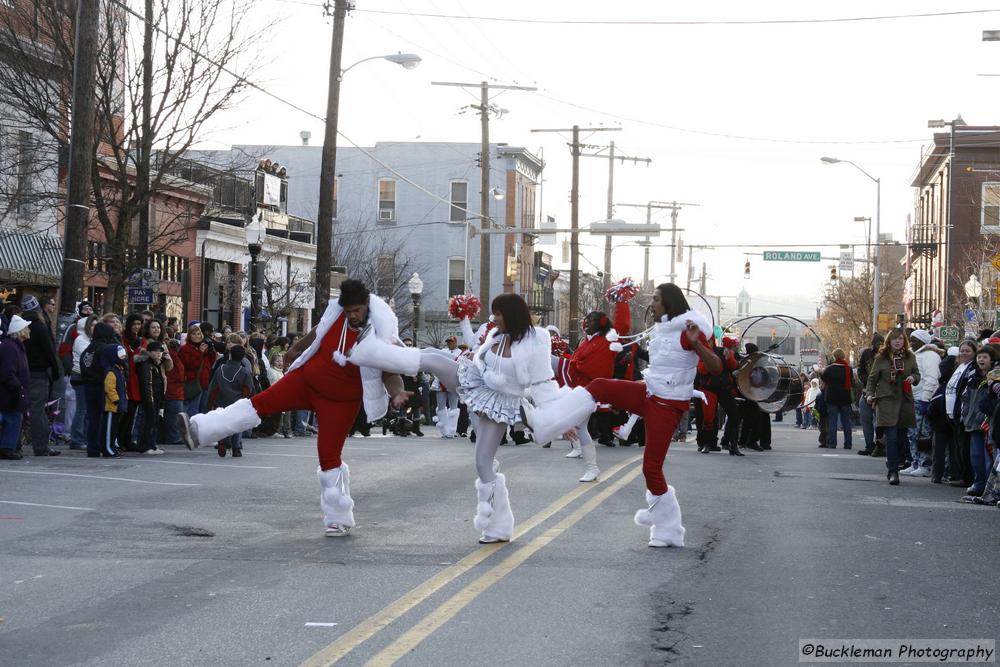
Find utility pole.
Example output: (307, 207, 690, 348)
(59, 0, 100, 334)
(135, 0, 153, 272)
(433, 81, 536, 308)
(314, 0, 348, 322)
(617, 201, 697, 290)
(686, 246, 694, 292)
(579, 141, 651, 286)
(532, 125, 620, 347)
(700, 261, 707, 295)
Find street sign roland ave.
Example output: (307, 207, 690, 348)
(763, 251, 821, 262)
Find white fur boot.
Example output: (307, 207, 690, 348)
(614, 413, 640, 443)
(447, 408, 461, 438)
(565, 444, 582, 458)
(524, 387, 597, 446)
(182, 399, 261, 449)
(473, 473, 514, 544)
(436, 407, 451, 438)
(579, 436, 599, 483)
(347, 333, 419, 375)
(319, 463, 355, 536)
(634, 487, 685, 548)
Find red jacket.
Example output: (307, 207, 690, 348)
(569, 333, 616, 388)
(124, 337, 147, 402)
(164, 346, 186, 401)
(178, 340, 217, 390)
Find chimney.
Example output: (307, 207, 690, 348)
(300, 130, 311, 146)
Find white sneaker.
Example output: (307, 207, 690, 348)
(901, 463, 919, 475)
(911, 466, 931, 477)
(325, 524, 351, 537)
(565, 448, 582, 459)
(579, 467, 599, 483)
(142, 448, 165, 456)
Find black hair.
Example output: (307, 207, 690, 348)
(338, 279, 370, 308)
(491, 293, 532, 342)
(200, 322, 215, 336)
(978, 328, 995, 342)
(229, 345, 246, 362)
(91, 322, 116, 343)
(585, 311, 612, 336)
(656, 283, 690, 321)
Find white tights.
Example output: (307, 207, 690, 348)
(574, 416, 598, 469)
(419, 349, 460, 389)
(475, 416, 508, 482)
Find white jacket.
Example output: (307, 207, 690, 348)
(288, 294, 400, 422)
(473, 326, 558, 400)
(913, 345, 942, 402)
(71, 319, 90, 375)
(641, 309, 712, 401)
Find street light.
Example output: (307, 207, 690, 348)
(339, 52, 422, 80)
(313, 35, 422, 323)
(245, 213, 265, 332)
(821, 156, 881, 336)
(407, 272, 423, 344)
(926, 115, 966, 323)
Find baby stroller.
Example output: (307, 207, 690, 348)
(17, 398, 68, 453)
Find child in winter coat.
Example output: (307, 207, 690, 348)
(207, 345, 255, 457)
(98, 344, 129, 458)
(136, 340, 167, 455)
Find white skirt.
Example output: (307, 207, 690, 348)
(456, 356, 521, 425)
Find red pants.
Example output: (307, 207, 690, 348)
(586, 378, 687, 495)
(251, 368, 361, 471)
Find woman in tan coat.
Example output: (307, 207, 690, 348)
(865, 328, 920, 485)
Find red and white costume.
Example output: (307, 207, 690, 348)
(183, 295, 401, 535)
(525, 308, 713, 547)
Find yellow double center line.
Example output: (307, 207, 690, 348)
(299, 453, 644, 667)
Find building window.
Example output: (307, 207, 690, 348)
(16, 130, 35, 217)
(376, 253, 395, 297)
(982, 182, 1000, 233)
(449, 181, 468, 222)
(448, 257, 465, 297)
(378, 178, 396, 222)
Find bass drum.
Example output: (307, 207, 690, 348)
(736, 352, 804, 414)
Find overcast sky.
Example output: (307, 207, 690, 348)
(204, 1, 1000, 319)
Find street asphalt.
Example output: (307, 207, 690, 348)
(0, 420, 997, 666)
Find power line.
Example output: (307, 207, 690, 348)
(352, 7, 1000, 26)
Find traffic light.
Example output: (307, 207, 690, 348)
(829, 265, 837, 281)
(744, 260, 750, 279)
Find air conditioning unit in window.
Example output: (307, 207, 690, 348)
(379, 209, 394, 221)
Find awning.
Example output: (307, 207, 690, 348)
(0, 231, 64, 287)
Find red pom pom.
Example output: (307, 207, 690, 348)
(550, 335, 569, 356)
(605, 277, 639, 304)
(448, 294, 482, 321)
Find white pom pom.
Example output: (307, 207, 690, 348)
(610, 342, 623, 352)
(634, 508, 653, 526)
(606, 329, 619, 342)
(332, 351, 348, 366)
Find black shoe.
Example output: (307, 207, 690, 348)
(857, 449, 872, 456)
(36, 449, 61, 456)
(102, 451, 123, 458)
(231, 449, 242, 458)
(412, 428, 424, 437)
(729, 446, 744, 457)
(707, 444, 722, 452)
(696, 444, 705, 453)
(0, 449, 23, 460)
(888, 470, 899, 485)
(470, 431, 476, 443)
(761, 444, 772, 450)
(540, 441, 550, 448)
(818, 444, 828, 448)
(600, 438, 617, 448)
(931, 477, 942, 484)
(747, 443, 763, 452)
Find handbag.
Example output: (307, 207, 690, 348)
(184, 358, 205, 401)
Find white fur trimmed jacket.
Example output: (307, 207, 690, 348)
(287, 294, 400, 422)
(641, 309, 712, 401)
(472, 326, 560, 401)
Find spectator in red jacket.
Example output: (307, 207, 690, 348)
(179, 325, 216, 418)
(159, 338, 187, 445)
(570, 312, 619, 448)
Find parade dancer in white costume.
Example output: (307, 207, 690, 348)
(433, 336, 463, 438)
(349, 293, 559, 544)
(178, 280, 411, 537)
(523, 284, 722, 547)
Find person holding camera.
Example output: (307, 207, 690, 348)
(865, 328, 920, 485)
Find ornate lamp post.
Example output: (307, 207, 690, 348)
(407, 272, 423, 344)
(245, 214, 265, 332)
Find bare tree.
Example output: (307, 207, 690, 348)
(0, 0, 267, 310)
(948, 234, 1000, 332)
(816, 260, 906, 360)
